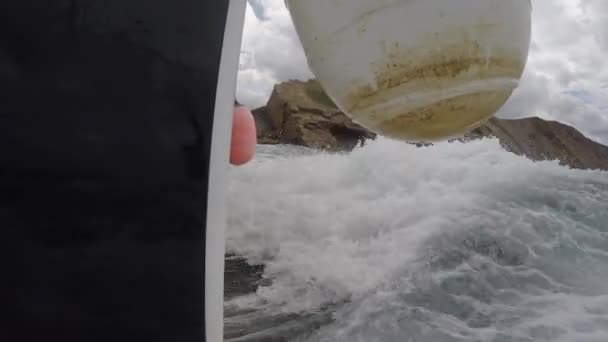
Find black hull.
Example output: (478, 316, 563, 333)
(1, 1, 242, 341)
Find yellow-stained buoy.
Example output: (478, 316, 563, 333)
(286, 0, 532, 142)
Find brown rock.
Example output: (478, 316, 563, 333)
(252, 79, 376, 151)
(253, 78, 608, 171)
(467, 117, 608, 171)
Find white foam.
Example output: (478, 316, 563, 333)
(226, 137, 608, 340)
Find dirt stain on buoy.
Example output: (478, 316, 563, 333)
(343, 29, 527, 142)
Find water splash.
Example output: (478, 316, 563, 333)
(227, 137, 608, 341)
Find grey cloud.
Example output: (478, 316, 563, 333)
(497, 69, 551, 119)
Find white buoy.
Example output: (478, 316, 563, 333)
(285, 0, 532, 142)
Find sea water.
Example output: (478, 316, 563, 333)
(226, 137, 608, 342)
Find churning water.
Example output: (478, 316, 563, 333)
(226, 137, 608, 342)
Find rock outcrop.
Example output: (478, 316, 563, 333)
(253, 79, 608, 171)
(467, 117, 608, 171)
(253, 79, 376, 151)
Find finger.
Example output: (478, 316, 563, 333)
(230, 106, 256, 166)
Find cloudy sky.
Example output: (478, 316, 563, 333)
(236, 0, 608, 144)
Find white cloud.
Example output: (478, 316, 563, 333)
(236, 0, 608, 143)
(236, 0, 312, 108)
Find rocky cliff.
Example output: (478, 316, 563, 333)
(466, 117, 608, 170)
(253, 79, 608, 171)
(253, 79, 376, 151)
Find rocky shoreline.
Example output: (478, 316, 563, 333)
(225, 79, 608, 341)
